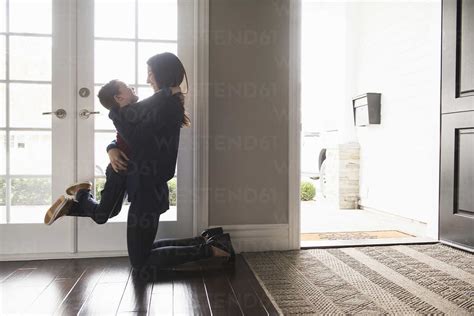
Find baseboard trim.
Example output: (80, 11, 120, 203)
(358, 205, 428, 225)
(1, 224, 290, 261)
(217, 224, 290, 253)
(440, 239, 474, 253)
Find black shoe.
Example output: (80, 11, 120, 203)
(200, 226, 224, 240)
(206, 233, 236, 264)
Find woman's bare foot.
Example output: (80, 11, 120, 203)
(206, 233, 235, 263)
(210, 245, 231, 258)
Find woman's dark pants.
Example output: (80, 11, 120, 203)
(67, 163, 212, 270)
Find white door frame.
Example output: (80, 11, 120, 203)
(293, 0, 442, 249)
(288, 0, 302, 250)
(0, 0, 210, 261)
(192, 0, 210, 237)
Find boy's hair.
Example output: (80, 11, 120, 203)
(97, 79, 120, 110)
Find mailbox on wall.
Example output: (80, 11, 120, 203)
(352, 93, 381, 126)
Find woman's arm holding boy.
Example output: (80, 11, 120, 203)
(108, 87, 182, 147)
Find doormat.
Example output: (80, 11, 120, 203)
(242, 243, 474, 315)
(301, 230, 414, 241)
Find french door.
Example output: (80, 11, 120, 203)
(0, 0, 195, 257)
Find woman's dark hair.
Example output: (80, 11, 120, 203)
(97, 79, 120, 110)
(147, 52, 191, 128)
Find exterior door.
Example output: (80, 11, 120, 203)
(0, 0, 76, 256)
(440, 0, 474, 251)
(0, 0, 195, 257)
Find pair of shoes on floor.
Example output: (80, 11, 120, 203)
(43, 181, 92, 225)
(200, 226, 224, 241)
(205, 232, 236, 264)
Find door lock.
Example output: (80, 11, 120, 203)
(79, 109, 100, 119)
(42, 109, 67, 119)
(79, 87, 91, 98)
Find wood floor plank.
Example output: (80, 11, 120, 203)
(0, 259, 72, 314)
(173, 268, 212, 316)
(202, 263, 243, 315)
(26, 257, 100, 315)
(0, 266, 36, 284)
(54, 257, 111, 316)
(98, 256, 131, 283)
(149, 270, 174, 315)
(0, 260, 28, 282)
(7, 259, 70, 287)
(225, 257, 269, 315)
(77, 256, 131, 315)
(26, 277, 80, 315)
(0, 254, 279, 316)
(78, 282, 129, 315)
(116, 269, 153, 314)
(238, 255, 280, 315)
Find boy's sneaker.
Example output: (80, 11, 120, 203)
(66, 181, 92, 197)
(44, 195, 74, 225)
(200, 226, 224, 241)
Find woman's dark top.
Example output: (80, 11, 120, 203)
(108, 90, 184, 212)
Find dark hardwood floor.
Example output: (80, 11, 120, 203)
(0, 255, 279, 315)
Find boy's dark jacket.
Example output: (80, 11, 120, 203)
(108, 90, 183, 213)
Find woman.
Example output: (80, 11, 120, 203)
(108, 52, 236, 272)
(45, 52, 235, 273)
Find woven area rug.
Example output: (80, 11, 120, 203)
(242, 243, 474, 315)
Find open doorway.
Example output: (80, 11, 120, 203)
(299, 0, 441, 247)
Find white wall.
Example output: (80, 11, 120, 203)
(301, 1, 347, 175)
(301, 1, 346, 134)
(342, 1, 442, 237)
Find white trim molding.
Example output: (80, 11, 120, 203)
(440, 240, 474, 254)
(0, 223, 289, 258)
(0, 224, 289, 260)
(193, 0, 210, 237)
(288, 0, 302, 250)
(220, 224, 290, 253)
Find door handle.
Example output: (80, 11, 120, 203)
(42, 109, 67, 119)
(79, 109, 100, 119)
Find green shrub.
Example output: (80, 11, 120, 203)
(167, 177, 177, 206)
(0, 178, 5, 206)
(95, 177, 177, 205)
(95, 178, 106, 201)
(0, 177, 179, 207)
(11, 178, 51, 205)
(300, 181, 316, 201)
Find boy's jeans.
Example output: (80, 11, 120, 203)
(68, 163, 127, 224)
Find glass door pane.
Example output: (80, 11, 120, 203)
(2, 0, 53, 224)
(77, 0, 191, 253)
(0, 0, 76, 256)
(93, 0, 179, 223)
